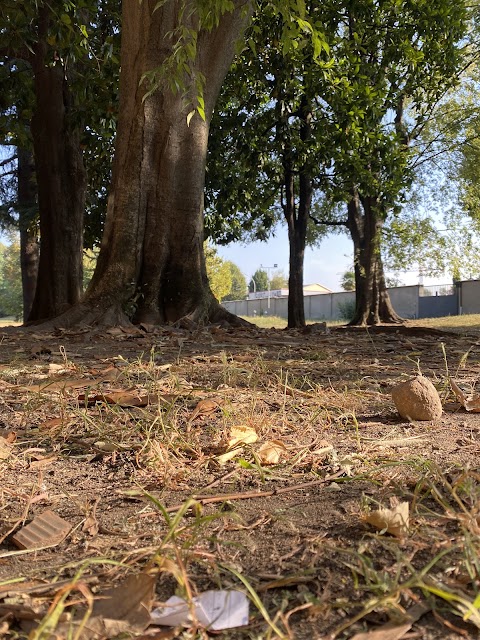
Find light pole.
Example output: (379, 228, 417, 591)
(261, 263, 278, 310)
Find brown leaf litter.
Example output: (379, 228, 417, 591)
(0, 322, 479, 639)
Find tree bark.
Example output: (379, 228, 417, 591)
(283, 98, 312, 329)
(27, 6, 86, 322)
(16, 148, 39, 322)
(285, 166, 305, 329)
(347, 192, 403, 325)
(52, 0, 251, 328)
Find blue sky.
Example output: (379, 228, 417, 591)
(215, 224, 446, 292)
(216, 226, 351, 291)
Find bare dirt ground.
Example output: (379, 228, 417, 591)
(0, 321, 480, 639)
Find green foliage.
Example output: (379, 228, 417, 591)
(270, 270, 288, 290)
(0, 234, 22, 319)
(382, 199, 480, 282)
(142, 0, 329, 117)
(385, 275, 403, 289)
(341, 271, 355, 292)
(249, 269, 269, 293)
(205, 2, 332, 246)
(0, 0, 120, 247)
(205, 243, 232, 301)
(223, 261, 247, 301)
(207, 0, 468, 260)
(337, 299, 356, 322)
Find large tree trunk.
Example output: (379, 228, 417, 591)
(347, 192, 403, 325)
(53, 0, 250, 328)
(27, 6, 86, 322)
(16, 148, 39, 322)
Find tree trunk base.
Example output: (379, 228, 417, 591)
(348, 313, 404, 327)
(28, 297, 251, 331)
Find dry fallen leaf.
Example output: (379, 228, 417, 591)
(89, 572, 156, 633)
(228, 424, 258, 448)
(48, 363, 68, 374)
(451, 379, 480, 412)
(257, 440, 287, 464)
(28, 454, 57, 469)
(83, 499, 100, 536)
(188, 398, 222, 422)
(39, 417, 66, 431)
(216, 447, 245, 465)
(24, 378, 92, 393)
(363, 500, 409, 538)
(78, 389, 151, 407)
(0, 436, 13, 460)
(350, 602, 430, 640)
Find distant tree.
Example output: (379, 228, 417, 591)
(223, 262, 247, 301)
(270, 270, 288, 290)
(0, 0, 120, 321)
(385, 275, 403, 289)
(205, 244, 232, 303)
(0, 233, 22, 320)
(341, 271, 355, 292)
(249, 269, 269, 293)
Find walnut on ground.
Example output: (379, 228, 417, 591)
(391, 375, 443, 421)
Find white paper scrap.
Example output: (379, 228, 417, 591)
(151, 590, 249, 630)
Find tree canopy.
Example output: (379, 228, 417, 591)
(0, 0, 477, 328)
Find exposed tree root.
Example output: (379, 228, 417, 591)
(348, 308, 404, 326)
(348, 316, 405, 327)
(27, 296, 252, 332)
(25, 302, 132, 331)
(175, 298, 252, 328)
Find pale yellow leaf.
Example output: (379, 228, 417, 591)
(257, 440, 287, 464)
(216, 447, 244, 465)
(228, 425, 258, 448)
(0, 437, 13, 460)
(364, 501, 409, 538)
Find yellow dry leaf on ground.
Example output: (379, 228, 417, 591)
(227, 425, 258, 448)
(364, 500, 409, 538)
(257, 440, 287, 464)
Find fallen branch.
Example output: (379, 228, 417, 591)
(165, 470, 345, 513)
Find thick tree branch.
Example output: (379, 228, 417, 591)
(309, 214, 347, 227)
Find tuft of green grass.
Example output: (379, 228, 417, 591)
(241, 315, 346, 329)
(408, 313, 480, 332)
(243, 312, 480, 332)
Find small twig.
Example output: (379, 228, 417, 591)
(200, 468, 239, 490)
(164, 470, 345, 513)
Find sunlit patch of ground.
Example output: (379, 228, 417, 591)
(0, 319, 479, 638)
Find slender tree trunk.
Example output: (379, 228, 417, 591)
(284, 98, 312, 329)
(347, 192, 403, 325)
(16, 148, 39, 322)
(27, 6, 86, 322)
(53, 0, 250, 328)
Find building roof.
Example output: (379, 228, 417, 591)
(303, 283, 333, 294)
